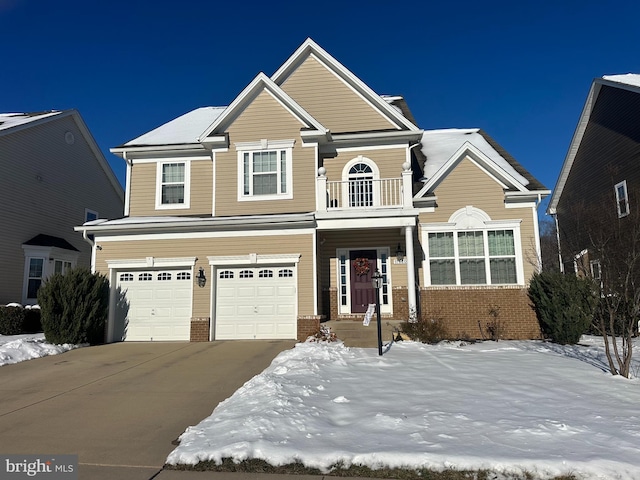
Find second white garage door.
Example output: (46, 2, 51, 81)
(117, 269, 192, 341)
(215, 266, 296, 339)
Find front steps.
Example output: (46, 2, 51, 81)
(323, 319, 405, 347)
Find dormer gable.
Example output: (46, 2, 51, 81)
(198, 72, 328, 149)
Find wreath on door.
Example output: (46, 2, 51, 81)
(353, 258, 371, 276)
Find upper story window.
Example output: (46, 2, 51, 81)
(156, 161, 190, 209)
(348, 163, 374, 207)
(236, 140, 294, 201)
(615, 180, 629, 218)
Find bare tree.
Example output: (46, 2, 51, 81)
(539, 217, 560, 273)
(561, 188, 640, 378)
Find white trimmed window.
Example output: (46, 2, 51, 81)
(236, 140, 294, 201)
(615, 180, 629, 218)
(156, 161, 190, 209)
(427, 229, 519, 285)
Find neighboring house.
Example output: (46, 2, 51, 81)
(0, 110, 124, 305)
(76, 39, 548, 343)
(548, 74, 640, 274)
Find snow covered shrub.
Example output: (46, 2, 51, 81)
(0, 306, 25, 335)
(400, 313, 448, 344)
(38, 268, 109, 345)
(306, 324, 338, 343)
(528, 271, 597, 345)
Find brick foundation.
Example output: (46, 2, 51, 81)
(297, 315, 322, 342)
(420, 286, 541, 340)
(190, 317, 210, 342)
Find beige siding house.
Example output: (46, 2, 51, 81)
(0, 110, 124, 305)
(78, 39, 548, 343)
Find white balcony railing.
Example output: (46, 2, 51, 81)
(316, 165, 414, 212)
(326, 178, 403, 209)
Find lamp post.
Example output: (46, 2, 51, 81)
(371, 268, 383, 356)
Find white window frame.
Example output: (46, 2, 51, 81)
(341, 157, 381, 208)
(615, 180, 629, 218)
(21, 245, 80, 304)
(236, 140, 294, 201)
(421, 207, 524, 287)
(155, 161, 191, 209)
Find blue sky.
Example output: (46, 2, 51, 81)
(3, 0, 640, 214)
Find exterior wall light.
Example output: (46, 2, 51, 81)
(197, 267, 206, 288)
(371, 268, 383, 356)
(396, 243, 405, 262)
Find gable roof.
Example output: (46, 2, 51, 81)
(271, 38, 420, 132)
(0, 109, 123, 201)
(23, 234, 79, 251)
(417, 129, 547, 198)
(548, 74, 640, 214)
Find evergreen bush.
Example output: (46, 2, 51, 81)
(0, 306, 25, 335)
(23, 307, 42, 333)
(528, 272, 597, 344)
(37, 268, 109, 345)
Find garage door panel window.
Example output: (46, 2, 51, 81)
(120, 273, 134, 282)
(240, 270, 254, 278)
(158, 272, 172, 281)
(219, 270, 234, 279)
(177, 272, 191, 280)
(139, 273, 152, 281)
(259, 269, 274, 278)
(279, 269, 293, 278)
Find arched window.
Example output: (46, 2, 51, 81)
(348, 163, 374, 207)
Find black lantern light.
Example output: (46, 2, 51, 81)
(395, 243, 405, 262)
(197, 267, 206, 288)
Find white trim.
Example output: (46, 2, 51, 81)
(335, 143, 407, 153)
(237, 146, 293, 202)
(131, 155, 210, 164)
(208, 253, 301, 266)
(97, 228, 315, 242)
(155, 160, 191, 210)
(234, 139, 296, 150)
(335, 247, 392, 315)
(615, 180, 630, 217)
(532, 205, 542, 273)
(124, 160, 132, 216)
(106, 256, 197, 269)
(312, 231, 318, 316)
(21, 246, 80, 304)
(211, 152, 217, 216)
(316, 215, 416, 230)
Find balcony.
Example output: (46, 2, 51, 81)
(316, 164, 414, 213)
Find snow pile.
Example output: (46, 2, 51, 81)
(168, 338, 640, 479)
(0, 334, 79, 366)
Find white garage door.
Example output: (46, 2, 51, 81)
(215, 266, 296, 339)
(117, 269, 192, 341)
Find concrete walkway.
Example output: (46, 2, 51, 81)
(0, 341, 294, 480)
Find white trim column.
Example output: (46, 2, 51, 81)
(404, 225, 417, 319)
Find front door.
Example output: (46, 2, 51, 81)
(349, 250, 377, 313)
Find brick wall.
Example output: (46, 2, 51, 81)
(190, 317, 210, 342)
(297, 315, 322, 342)
(420, 286, 541, 340)
(392, 286, 409, 321)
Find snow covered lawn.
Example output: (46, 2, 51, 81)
(0, 333, 79, 366)
(168, 337, 640, 479)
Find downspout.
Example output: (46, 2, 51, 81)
(553, 213, 563, 273)
(80, 229, 97, 274)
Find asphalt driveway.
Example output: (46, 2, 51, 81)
(0, 340, 295, 480)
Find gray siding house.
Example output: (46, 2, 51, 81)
(549, 74, 640, 273)
(0, 110, 124, 305)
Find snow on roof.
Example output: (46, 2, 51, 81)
(123, 106, 227, 146)
(0, 111, 62, 132)
(420, 128, 529, 186)
(602, 73, 640, 88)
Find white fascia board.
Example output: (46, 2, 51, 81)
(548, 81, 601, 214)
(106, 256, 197, 269)
(75, 213, 316, 234)
(110, 143, 207, 158)
(335, 143, 408, 153)
(208, 253, 301, 266)
(321, 130, 423, 153)
(198, 73, 327, 141)
(316, 214, 416, 230)
(271, 38, 420, 132)
(97, 228, 316, 242)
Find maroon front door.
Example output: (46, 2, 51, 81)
(349, 250, 377, 313)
